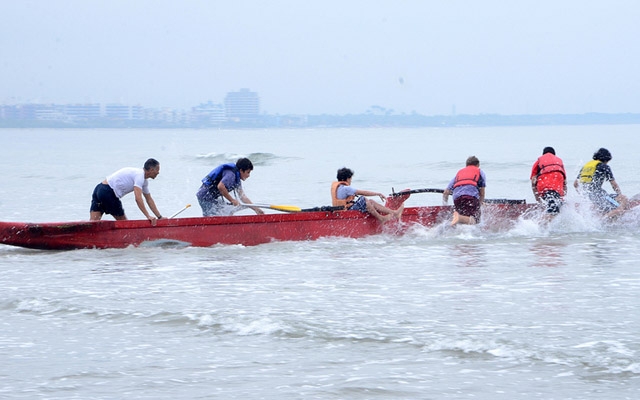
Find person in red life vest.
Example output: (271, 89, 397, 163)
(573, 147, 629, 219)
(331, 167, 403, 223)
(530, 146, 567, 216)
(442, 156, 486, 226)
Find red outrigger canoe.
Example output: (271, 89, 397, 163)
(0, 190, 536, 250)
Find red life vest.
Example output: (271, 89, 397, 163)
(453, 166, 481, 188)
(330, 181, 355, 209)
(536, 153, 566, 178)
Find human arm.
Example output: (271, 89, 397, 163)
(354, 189, 385, 202)
(144, 192, 163, 218)
(442, 177, 457, 205)
(530, 162, 540, 201)
(573, 178, 580, 191)
(531, 177, 540, 202)
(573, 167, 582, 191)
(442, 189, 452, 205)
(217, 181, 240, 206)
(237, 188, 265, 215)
(133, 187, 159, 224)
(610, 179, 623, 196)
(480, 171, 487, 204)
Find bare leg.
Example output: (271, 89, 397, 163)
(458, 215, 477, 225)
(604, 194, 629, 220)
(540, 213, 555, 224)
(605, 209, 624, 220)
(373, 201, 404, 217)
(452, 212, 477, 225)
(114, 214, 128, 221)
(629, 194, 640, 208)
(90, 211, 103, 221)
(394, 203, 405, 220)
(365, 199, 393, 223)
(451, 211, 460, 226)
(619, 194, 629, 210)
(368, 200, 404, 223)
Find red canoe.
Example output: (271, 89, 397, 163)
(0, 198, 536, 250)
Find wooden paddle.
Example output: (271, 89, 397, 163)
(240, 202, 302, 212)
(169, 204, 191, 218)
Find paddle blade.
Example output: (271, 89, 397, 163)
(269, 204, 302, 212)
(386, 188, 411, 209)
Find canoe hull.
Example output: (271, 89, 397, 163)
(0, 204, 537, 250)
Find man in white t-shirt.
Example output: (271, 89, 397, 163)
(90, 158, 163, 224)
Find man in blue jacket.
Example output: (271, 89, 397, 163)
(196, 158, 264, 216)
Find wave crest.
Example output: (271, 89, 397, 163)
(193, 152, 295, 166)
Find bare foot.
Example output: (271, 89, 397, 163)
(394, 204, 405, 220)
(451, 211, 460, 226)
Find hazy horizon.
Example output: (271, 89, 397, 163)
(3, 1, 640, 116)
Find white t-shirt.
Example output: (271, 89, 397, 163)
(106, 167, 150, 198)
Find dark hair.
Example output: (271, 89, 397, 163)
(336, 167, 354, 181)
(236, 158, 254, 171)
(542, 146, 555, 155)
(593, 148, 612, 162)
(465, 156, 480, 166)
(144, 158, 160, 170)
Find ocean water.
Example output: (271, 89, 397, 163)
(1, 126, 640, 399)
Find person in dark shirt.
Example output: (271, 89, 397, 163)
(574, 148, 628, 219)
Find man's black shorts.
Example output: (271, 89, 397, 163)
(90, 183, 125, 217)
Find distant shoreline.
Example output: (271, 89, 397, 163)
(2, 112, 640, 129)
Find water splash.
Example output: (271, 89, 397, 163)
(400, 197, 640, 242)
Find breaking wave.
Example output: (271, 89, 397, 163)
(192, 152, 299, 166)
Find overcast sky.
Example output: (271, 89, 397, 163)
(2, 1, 639, 115)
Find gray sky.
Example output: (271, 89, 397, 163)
(2, 1, 639, 115)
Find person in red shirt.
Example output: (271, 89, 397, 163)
(530, 147, 567, 215)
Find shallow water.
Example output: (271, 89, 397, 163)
(1, 126, 640, 399)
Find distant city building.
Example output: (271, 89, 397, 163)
(5, 94, 635, 129)
(105, 104, 144, 120)
(35, 104, 66, 121)
(146, 107, 190, 125)
(1, 104, 41, 120)
(224, 88, 259, 124)
(64, 104, 101, 121)
(191, 101, 226, 126)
